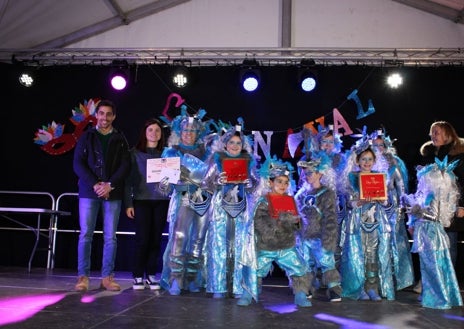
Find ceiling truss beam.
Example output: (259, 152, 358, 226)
(3, 47, 464, 67)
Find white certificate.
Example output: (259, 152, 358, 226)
(147, 157, 181, 183)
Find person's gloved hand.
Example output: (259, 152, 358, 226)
(159, 177, 170, 192)
(217, 172, 227, 185)
(407, 204, 423, 218)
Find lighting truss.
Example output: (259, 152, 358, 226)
(2, 47, 464, 67)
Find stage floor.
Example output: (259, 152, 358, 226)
(0, 267, 462, 329)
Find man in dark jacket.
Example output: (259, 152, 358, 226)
(73, 99, 130, 292)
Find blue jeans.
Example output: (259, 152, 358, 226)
(78, 198, 121, 277)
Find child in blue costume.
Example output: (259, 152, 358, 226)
(304, 125, 347, 284)
(237, 156, 311, 307)
(404, 156, 463, 309)
(201, 120, 259, 299)
(340, 131, 395, 301)
(295, 151, 342, 302)
(371, 128, 414, 291)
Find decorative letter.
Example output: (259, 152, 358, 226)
(332, 108, 353, 136)
(252, 131, 274, 161)
(283, 128, 303, 159)
(303, 116, 325, 134)
(347, 89, 375, 119)
(161, 93, 185, 122)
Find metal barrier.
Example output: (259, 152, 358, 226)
(0, 190, 70, 272)
(53, 192, 79, 269)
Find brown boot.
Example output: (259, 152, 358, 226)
(101, 276, 121, 291)
(75, 276, 89, 292)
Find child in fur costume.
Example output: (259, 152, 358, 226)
(404, 156, 463, 309)
(295, 151, 342, 302)
(237, 156, 311, 307)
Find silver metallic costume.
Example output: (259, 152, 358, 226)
(405, 157, 463, 309)
(159, 110, 212, 294)
(341, 170, 395, 301)
(202, 150, 259, 297)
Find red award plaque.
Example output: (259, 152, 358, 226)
(266, 194, 298, 219)
(359, 172, 387, 200)
(222, 158, 249, 183)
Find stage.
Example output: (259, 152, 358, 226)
(0, 267, 462, 329)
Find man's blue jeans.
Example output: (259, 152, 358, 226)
(77, 198, 121, 277)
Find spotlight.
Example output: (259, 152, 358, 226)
(239, 59, 260, 92)
(172, 66, 189, 88)
(19, 72, 34, 87)
(109, 60, 130, 91)
(386, 72, 403, 88)
(299, 72, 317, 92)
(298, 59, 317, 92)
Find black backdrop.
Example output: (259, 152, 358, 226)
(0, 62, 463, 278)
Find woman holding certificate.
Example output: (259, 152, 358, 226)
(158, 108, 212, 295)
(201, 122, 259, 299)
(340, 133, 395, 302)
(124, 118, 170, 290)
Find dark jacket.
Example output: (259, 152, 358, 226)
(73, 127, 130, 200)
(420, 140, 464, 231)
(124, 148, 169, 208)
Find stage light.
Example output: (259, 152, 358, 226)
(109, 60, 130, 91)
(242, 71, 260, 92)
(172, 66, 189, 88)
(240, 59, 260, 92)
(387, 72, 403, 88)
(19, 72, 34, 87)
(298, 59, 317, 92)
(110, 71, 127, 90)
(299, 72, 317, 92)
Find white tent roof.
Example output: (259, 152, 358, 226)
(1, 0, 463, 65)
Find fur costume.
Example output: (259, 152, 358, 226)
(254, 201, 300, 251)
(241, 157, 311, 307)
(296, 186, 338, 252)
(295, 153, 342, 296)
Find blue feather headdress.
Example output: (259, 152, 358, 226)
(210, 117, 253, 154)
(350, 126, 372, 155)
(161, 105, 210, 146)
(310, 124, 343, 153)
(417, 156, 458, 180)
(297, 150, 331, 173)
(259, 155, 296, 193)
(297, 150, 336, 190)
(369, 127, 395, 150)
